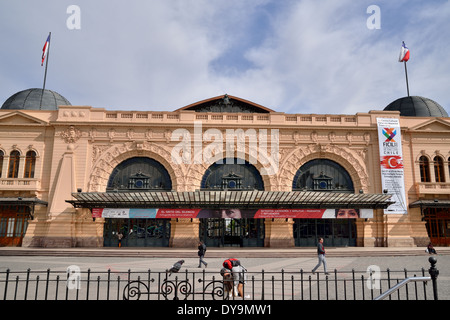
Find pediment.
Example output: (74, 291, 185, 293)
(409, 119, 450, 132)
(0, 111, 48, 125)
(175, 94, 275, 113)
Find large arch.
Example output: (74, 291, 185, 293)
(279, 144, 369, 193)
(107, 157, 172, 191)
(184, 139, 279, 191)
(198, 157, 266, 247)
(88, 142, 183, 192)
(292, 159, 354, 192)
(288, 147, 364, 247)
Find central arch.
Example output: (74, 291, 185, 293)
(199, 157, 265, 247)
(200, 158, 264, 190)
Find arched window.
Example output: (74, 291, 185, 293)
(107, 157, 172, 191)
(292, 159, 354, 192)
(0, 150, 4, 178)
(8, 151, 20, 178)
(24, 151, 36, 178)
(200, 158, 264, 190)
(434, 156, 445, 182)
(419, 156, 431, 182)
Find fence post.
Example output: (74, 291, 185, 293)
(3, 269, 10, 300)
(428, 257, 439, 300)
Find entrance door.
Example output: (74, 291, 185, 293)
(103, 219, 170, 247)
(224, 219, 241, 246)
(0, 206, 29, 247)
(294, 219, 356, 247)
(200, 218, 264, 247)
(424, 208, 450, 246)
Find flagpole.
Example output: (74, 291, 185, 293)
(403, 61, 410, 97)
(40, 32, 51, 109)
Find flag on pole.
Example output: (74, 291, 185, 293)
(398, 41, 410, 62)
(41, 34, 50, 66)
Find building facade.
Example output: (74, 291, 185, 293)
(0, 89, 449, 248)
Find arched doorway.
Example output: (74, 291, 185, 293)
(199, 158, 265, 247)
(293, 159, 357, 247)
(103, 157, 172, 247)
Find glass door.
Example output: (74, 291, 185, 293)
(200, 218, 264, 247)
(294, 219, 356, 247)
(104, 219, 170, 247)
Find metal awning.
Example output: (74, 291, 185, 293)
(0, 197, 48, 206)
(0, 197, 48, 220)
(67, 190, 393, 210)
(410, 199, 450, 208)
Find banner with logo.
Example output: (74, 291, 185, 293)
(92, 208, 373, 219)
(377, 118, 407, 214)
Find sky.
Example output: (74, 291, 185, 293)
(0, 0, 449, 115)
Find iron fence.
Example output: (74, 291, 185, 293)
(0, 259, 439, 301)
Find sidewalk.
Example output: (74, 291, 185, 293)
(1, 246, 449, 258)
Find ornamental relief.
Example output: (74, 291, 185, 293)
(60, 125, 81, 144)
(291, 130, 372, 146)
(87, 127, 175, 143)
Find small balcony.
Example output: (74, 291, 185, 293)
(0, 178, 41, 192)
(415, 182, 450, 196)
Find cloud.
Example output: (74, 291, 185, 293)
(214, 0, 450, 115)
(0, 0, 449, 115)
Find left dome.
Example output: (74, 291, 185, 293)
(1, 88, 71, 110)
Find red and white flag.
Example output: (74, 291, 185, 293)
(41, 34, 50, 66)
(398, 41, 410, 62)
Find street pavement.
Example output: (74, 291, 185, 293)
(0, 246, 449, 300)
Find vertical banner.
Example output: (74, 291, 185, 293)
(377, 118, 407, 214)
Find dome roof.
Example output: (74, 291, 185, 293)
(1, 88, 71, 110)
(384, 96, 448, 117)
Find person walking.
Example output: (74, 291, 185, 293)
(312, 237, 329, 275)
(117, 232, 123, 248)
(197, 240, 208, 268)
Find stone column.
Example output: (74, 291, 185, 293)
(169, 218, 200, 247)
(264, 218, 295, 247)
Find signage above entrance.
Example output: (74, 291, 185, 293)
(92, 208, 373, 219)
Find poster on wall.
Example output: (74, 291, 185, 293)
(376, 118, 407, 214)
(92, 208, 373, 219)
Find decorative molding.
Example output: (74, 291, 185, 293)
(60, 126, 81, 144)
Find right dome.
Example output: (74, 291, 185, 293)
(384, 96, 448, 117)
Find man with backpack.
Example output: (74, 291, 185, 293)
(220, 258, 249, 299)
